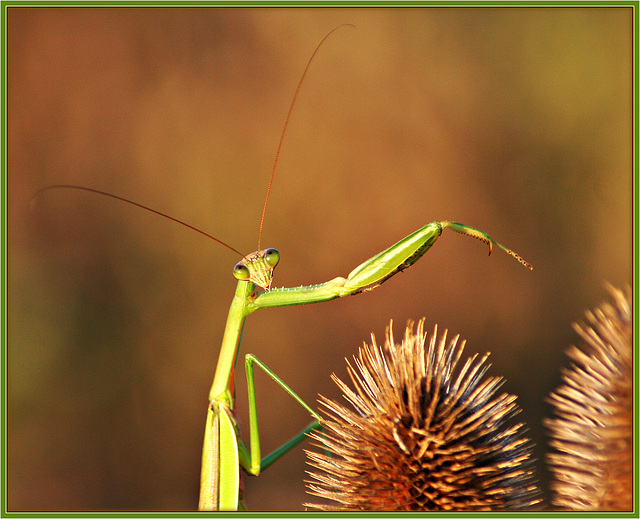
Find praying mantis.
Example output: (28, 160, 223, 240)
(34, 26, 532, 511)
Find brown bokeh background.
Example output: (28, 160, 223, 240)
(8, 7, 632, 511)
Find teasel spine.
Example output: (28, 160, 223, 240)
(305, 319, 540, 511)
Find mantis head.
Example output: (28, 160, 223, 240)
(233, 248, 280, 290)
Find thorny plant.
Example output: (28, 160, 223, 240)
(305, 319, 540, 511)
(546, 285, 632, 511)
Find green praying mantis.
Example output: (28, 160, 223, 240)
(34, 26, 532, 511)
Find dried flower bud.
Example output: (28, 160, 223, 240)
(305, 319, 540, 511)
(546, 285, 632, 511)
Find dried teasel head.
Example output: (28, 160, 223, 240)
(305, 319, 540, 511)
(546, 284, 632, 511)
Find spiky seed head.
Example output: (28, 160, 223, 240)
(546, 285, 632, 511)
(305, 319, 540, 511)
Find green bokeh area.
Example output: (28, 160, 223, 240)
(7, 6, 633, 511)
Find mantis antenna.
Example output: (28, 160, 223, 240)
(256, 23, 355, 251)
(30, 185, 246, 258)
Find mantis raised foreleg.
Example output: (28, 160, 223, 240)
(198, 220, 531, 510)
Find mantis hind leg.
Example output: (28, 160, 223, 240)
(240, 353, 322, 476)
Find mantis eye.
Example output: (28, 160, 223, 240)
(233, 262, 251, 281)
(263, 248, 280, 268)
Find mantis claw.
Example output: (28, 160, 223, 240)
(442, 221, 531, 269)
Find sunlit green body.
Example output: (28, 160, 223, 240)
(31, 184, 530, 510)
(30, 183, 530, 510)
(198, 220, 531, 510)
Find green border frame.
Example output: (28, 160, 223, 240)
(0, 1, 636, 4)
(1, 2, 637, 517)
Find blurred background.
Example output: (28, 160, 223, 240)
(8, 7, 632, 511)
